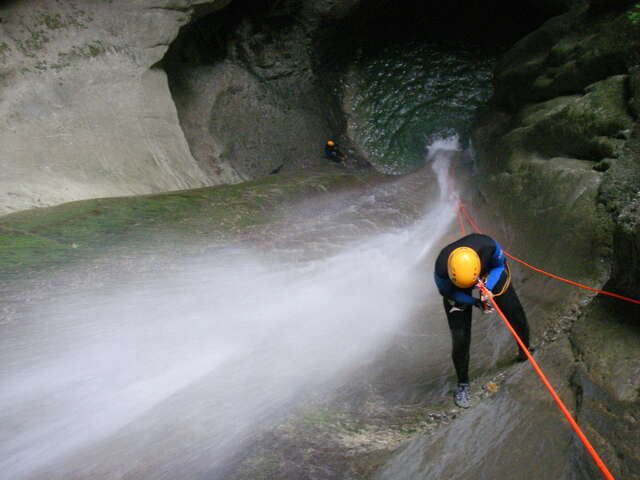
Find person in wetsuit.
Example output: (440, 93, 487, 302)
(433, 233, 534, 408)
(324, 140, 346, 164)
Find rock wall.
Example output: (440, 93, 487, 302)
(0, 0, 238, 215)
(471, 2, 640, 477)
(164, 0, 353, 182)
(0, 0, 361, 215)
(378, 338, 578, 480)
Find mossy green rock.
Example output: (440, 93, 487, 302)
(516, 75, 633, 160)
(493, 8, 579, 108)
(571, 297, 640, 480)
(479, 156, 611, 283)
(0, 167, 376, 279)
(494, 6, 640, 108)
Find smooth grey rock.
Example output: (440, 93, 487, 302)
(164, 0, 362, 181)
(0, 0, 229, 215)
(0, 0, 367, 215)
(376, 339, 577, 480)
(171, 61, 333, 181)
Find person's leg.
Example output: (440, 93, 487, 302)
(444, 298, 473, 384)
(494, 283, 530, 350)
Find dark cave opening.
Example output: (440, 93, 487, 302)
(162, 0, 304, 72)
(163, 0, 558, 79)
(313, 0, 558, 77)
(340, 0, 556, 48)
(160, 0, 561, 177)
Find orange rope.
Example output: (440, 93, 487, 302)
(456, 207, 466, 235)
(477, 281, 616, 480)
(503, 252, 640, 305)
(459, 204, 481, 234)
(457, 203, 640, 305)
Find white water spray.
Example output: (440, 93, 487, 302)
(0, 141, 460, 479)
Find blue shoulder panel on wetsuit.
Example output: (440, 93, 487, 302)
(484, 240, 505, 290)
(434, 273, 477, 306)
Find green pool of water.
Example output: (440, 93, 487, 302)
(345, 42, 496, 173)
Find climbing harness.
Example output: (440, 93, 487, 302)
(480, 262, 511, 298)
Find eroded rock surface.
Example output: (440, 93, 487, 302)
(0, 1, 240, 215)
(377, 339, 577, 480)
(0, 0, 362, 215)
(471, 2, 640, 477)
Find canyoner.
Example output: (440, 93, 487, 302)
(433, 233, 533, 408)
(433, 226, 616, 479)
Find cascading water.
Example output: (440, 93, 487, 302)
(0, 140, 462, 479)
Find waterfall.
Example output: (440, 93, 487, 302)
(0, 141, 460, 479)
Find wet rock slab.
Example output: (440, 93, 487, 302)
(376, 338, 576, 480)
(570, 296, 640, 480)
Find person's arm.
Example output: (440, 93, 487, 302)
(434, 273, 479, 306)
(484, 241, 505, 291)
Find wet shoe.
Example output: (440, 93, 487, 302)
(516, 347, 536, 362)
(453, 382, 471, 408)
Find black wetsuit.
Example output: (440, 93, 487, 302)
(434, 233, 530, 384)
(324, 144, 343, 163)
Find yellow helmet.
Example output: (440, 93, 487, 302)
(447, 247, 481, 288)
(327, 140, 335, 147)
